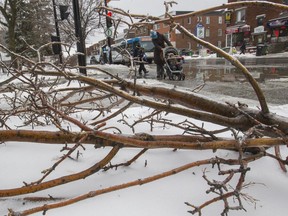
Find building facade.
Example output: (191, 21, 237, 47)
(88, 10, 227, 56)
(87, 1, 288, 57)
(152, 11, 226, 54)
(226, 0, 287, 53)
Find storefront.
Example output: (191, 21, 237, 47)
(251, 26, 267, 45)
(225, 24, 251, 47)
(267, 16, 288, 43)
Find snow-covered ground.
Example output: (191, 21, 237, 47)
(0, 62, 288, 216)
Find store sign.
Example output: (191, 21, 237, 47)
(225, 27, 239, 34)
(254, 26, 264, 34)
(225, 11, 232, 24)
(274, 29, 280, 37)
(267, 19, 287, 28)
(196, 23, 205, 38)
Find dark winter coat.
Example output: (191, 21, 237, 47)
(240, 42, 246, 51)
(152, 32, 172, 65)
(133, 46, 146, 60)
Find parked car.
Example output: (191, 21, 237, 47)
(179, 49, 193, 56)
(111, 49, 126, 64)
(111, 44, 130, 65)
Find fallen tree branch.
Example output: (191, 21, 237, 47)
(8, 155, 263, 216)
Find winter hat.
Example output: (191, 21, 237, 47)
(150, 30, 158, 39)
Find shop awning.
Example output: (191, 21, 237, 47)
(225, 26, 239, 34)
(225, 24, 250, 34)
(267, 16, 288, 28)
(239, 24, 250, 32)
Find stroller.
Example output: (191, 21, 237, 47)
(163, 47, 185, 80)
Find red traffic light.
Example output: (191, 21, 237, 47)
(106, 11, 113, 28)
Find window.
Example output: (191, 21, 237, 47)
(163, 23, 169, 28)
(188, 17, 192, 24)
(205, 29, 210, 37)
(206, 16, 210, 24)
(187, 42, 191, 50)
(218, 29, 222, 37)
(218, 16, 222, 24)
(217, 41, 222, 48)
(197, 16, 202, 22)
(164, 33, 170, 41)
(257, 17, 264, 26)
(236, 8, 246, 23)
(153, 24, 160, 30)
(256, 14, 266, 26)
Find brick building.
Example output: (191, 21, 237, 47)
(87, 1, 288, 57)
(226, 0, 287, 53)
(149, 1, 288, 54)
(152, 11, 226, 54)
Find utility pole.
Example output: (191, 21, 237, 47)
(52, 0, 63, 64)
(105, 0, 112, 64)
(72, 0, 87, 75)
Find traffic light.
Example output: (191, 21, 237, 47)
(51, 35, 61, 55)
(106, 11, 113, 28)
(59, 5, 69, 20)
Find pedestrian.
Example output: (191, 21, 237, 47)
(133, 44, 149, 77)
(240, 41, 246, 55)
(150, 30, 172, 79)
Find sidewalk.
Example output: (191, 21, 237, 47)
(183, 51, 288, 60)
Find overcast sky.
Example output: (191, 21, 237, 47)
(109, 0, 228, 16)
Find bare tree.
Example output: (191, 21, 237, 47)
(0, 1, 288, 216)
(0, 0, 21, 53)
(0, 0, 54, 55)
(60, 0, 105, 43)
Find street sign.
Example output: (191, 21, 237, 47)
(105, 28, 113, 37)
(196, 23, 205, 39)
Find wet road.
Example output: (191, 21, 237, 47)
(162, 57, 288, 105)
(89, 56, 288, 105)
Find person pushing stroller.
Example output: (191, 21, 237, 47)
(150, 30, 172, 79)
